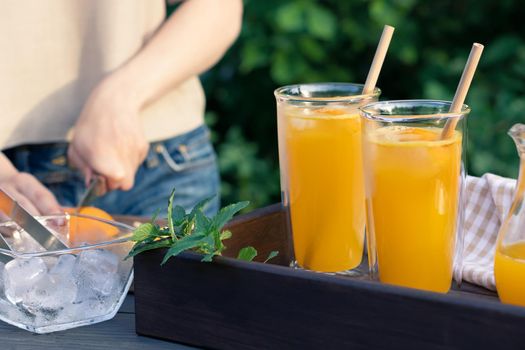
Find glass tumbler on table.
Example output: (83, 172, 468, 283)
(275, 83, 380, 273)
(360, 100, 468, 293)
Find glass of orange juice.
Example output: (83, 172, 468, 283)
(360, 100, 468, 293)
(275, 83, 380, 273)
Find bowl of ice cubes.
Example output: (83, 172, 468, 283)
(0, 213, 134, 333)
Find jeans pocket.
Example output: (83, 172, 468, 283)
(155, 130, 217, 173)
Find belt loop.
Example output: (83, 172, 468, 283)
(156, 143, 184, 172)
(144, 142, 160, 168)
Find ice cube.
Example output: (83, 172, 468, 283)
(21, 255, 78, 316)
(50, 254, 76, 276)
(78, 249, 118, 273)
(4, 257, 47, 305)
(23, 273, 77, 314)
(73, 293, 117, 320)
(73, 249, 119, 298)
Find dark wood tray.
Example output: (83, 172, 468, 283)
(134, 204, 525, 349)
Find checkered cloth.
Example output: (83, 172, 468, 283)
(459, 174, 516, 291)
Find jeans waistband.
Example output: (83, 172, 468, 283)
(151, 125, 210, 149)
(3, 125, 209, 155)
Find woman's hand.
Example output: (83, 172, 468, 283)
(0, 172, 62, 216)
(67, 76, 149, 191)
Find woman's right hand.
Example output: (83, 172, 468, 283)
(0, 172, 62, 216)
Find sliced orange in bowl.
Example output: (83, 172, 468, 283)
(64, 207, 119, 245)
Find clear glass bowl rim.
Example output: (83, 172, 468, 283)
(0, 213, 134, 259)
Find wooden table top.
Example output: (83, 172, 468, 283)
(0, 293, 199, 350)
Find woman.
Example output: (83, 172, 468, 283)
(0, 0, 243, 216)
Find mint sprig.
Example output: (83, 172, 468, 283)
(126, 190, 278, 264)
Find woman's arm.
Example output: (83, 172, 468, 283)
(69, 0, 243, 190)
(112, 0, 243, 108)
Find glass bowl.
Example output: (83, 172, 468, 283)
(0, 213, 134, 333)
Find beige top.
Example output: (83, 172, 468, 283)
(0, 0, 205, 150)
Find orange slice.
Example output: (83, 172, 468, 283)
(64, 207, 118, 245)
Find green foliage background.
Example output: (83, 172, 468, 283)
(180, 0, 525, 209)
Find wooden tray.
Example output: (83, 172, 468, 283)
(134, 204, 525, 349)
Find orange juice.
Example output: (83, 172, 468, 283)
(283, 108, 365, 272)
(495, 242, 525, 307)
(363, 126, 462, 292)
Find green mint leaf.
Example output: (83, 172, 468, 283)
(220, 230, 232, 240)
(167, 189, 176, 240)
(237, 246, 257, 261)
(125, 238, 172, 260)
(172, 205, 186, 226)
(211, 201, 250, 230)
(181, 216, 195, 237)
(211, 229, 225, 254)
(195, 233, 216, 254)
(161, 233, 207, 265)
(194, 209, 211, 233)
(131, 222, 157, 242)
(264, 251, 279, 263)
(129, 188, 254, 266)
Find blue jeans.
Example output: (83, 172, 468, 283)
(3, 126, 220, 217)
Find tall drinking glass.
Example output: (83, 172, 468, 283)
(361, 100, 468, 293)
(275, 83, 380, 273)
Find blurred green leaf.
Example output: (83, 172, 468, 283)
(305, 4, 336, 40)
(483, 36, 523, 66)
(240, 41, 268, 73)
(298, 36, 326, 62)
(275, 2, 304, 32)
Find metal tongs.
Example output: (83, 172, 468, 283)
(0, 175, 107, 264)
(0, 189, 69, 263)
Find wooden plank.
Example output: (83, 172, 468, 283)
(0, 295, 197, 350)
(135, 250, 525, 350)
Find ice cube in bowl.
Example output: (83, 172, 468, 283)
(0, 213, 134, 333)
